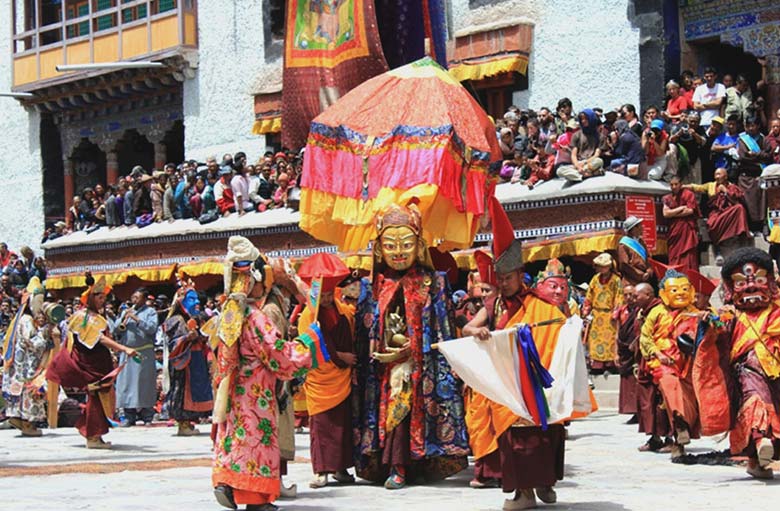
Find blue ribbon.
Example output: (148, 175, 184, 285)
(619, 236, 647, 261)
(517, 324, 554, 430)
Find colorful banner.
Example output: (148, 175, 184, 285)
(282, 0, 388, 149)
(308, 275, 323, 320)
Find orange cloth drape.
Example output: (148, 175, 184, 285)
(299, 301, 355, 416)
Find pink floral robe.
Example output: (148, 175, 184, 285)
(212, 306, 311, 504)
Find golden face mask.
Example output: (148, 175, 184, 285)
(380, 226, 419, 272)
(659, 276, 695, 309)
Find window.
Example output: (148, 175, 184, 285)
(95, 0, 116, 31)
(66, 1, 90, 39)
(122, 0, 147, 22)
(157, 0, 176, 13)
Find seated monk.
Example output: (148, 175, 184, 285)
(685, 167, 749, 265)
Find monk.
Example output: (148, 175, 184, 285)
(297, 252, 357, 489)
(618, 216, 654, 286)
(46, 275, 138, 449)
(615, 285, 638, 419)
(695, 248, 780, 479)
(639, 270, 702, 459)
(633, 283, 673, 452)
(463, 236, 527, 490)
(466, 253, 594, 511)
(685, 168, 749, 265)
(662, 176, 700, 271)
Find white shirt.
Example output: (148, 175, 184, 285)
(230, 174, 253, 211)
(692, 83, 726, 126)
(214, 179, 227, 201)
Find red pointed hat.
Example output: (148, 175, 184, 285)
(474, 250, 496, 287)
(429, 247, 459, 285)
(684, 268, 718, 296)
(648, 258, 681, 281)
(297, 252, 351, 293)
(489, 196, 522, 274)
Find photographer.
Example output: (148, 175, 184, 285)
(669, 111, 706, 181)
(643, 119, 672, 181)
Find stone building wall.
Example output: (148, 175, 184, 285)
(183, 0, 270, 161)
(0, 0, 44, 251)
(450, 0, 643, 111)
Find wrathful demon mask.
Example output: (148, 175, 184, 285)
(721, 247, 778, 311)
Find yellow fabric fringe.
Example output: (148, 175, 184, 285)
(449, 55, 529, 83)
(252, 117, 282, 135)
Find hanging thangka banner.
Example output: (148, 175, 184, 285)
(282, 0, 388, 149)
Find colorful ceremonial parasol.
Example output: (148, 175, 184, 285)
(299, 56, 502, 252)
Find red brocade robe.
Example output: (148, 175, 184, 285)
(695, 305, 780, 453)
(663, 189, 700, 271)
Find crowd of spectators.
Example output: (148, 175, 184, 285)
(496, 66, 780, 206)
(43, 149, 303, 243)
(0, 243, 47, 331)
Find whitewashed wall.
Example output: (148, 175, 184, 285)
(183, 0, 269, 161)
(0, 0, 44, 252)
(450, 0, 641, 112)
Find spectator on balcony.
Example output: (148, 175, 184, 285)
(663, 81, 692, 124)
(94, 184, 107, 205)
(670, 112, 706, 182)
(609, 119, 645, 177)
(685, 168, 749, 265)
(498, 127, 514, 160)
(174, 173, 194, 219)
(231, 157, 254, 216)
(736, 115, 772, 228)
(693, 67, 726, 128)
(151, 171, 166, 222)
(248, 164, 271, 212)
(215, 166, 235, 216)
(79, 187, 96, 226)
(620, 103, 640, 133)
(124, 178, 136, 226)
(701, 116, 724, 183)
(46, 221, 68, 241)
(67, 196, 82, 231)
(272, 172, 291, 208)
(556, 109, 604, 182)
(0, 243, 14, 271)
(644, 119, 673, 181)
(104, 185, 119, 227)
(711, 115, 740, 174)
(133, 174, 154, 227)
(680, 70, 695, 104)
(163, 173, 177, 222)
(190, 176, 214, 218)
(723, 74, 753, 124)
(765, 118, 780, 169)
(554, 97, 573, 135)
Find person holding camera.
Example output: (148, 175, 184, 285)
(643, 119, 673, 181)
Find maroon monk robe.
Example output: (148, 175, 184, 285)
(663, 189, 700, 271)
(706, 184, 749, 245)
(634, 300, 672, 438)
(309, 305, 355, 474)
(471, 292, 527, 481)
(499, 424, 566, 492)
(46, 340, 114, 439)
(617, 305, 639, 415)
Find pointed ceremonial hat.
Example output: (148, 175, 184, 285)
(489, 196, 522, 274)
(298, 252, 351, 293)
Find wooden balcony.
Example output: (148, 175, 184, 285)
(11, 0, 198, 90)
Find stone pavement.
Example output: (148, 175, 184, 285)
(0, 411, 777, 511)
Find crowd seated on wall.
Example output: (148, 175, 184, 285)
(43, 149, 303, 243)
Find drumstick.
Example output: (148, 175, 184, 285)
(431, 318, 565, 350)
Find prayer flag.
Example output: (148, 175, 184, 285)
(308, 276, 323, 321)
(297, 322, 331, 369)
